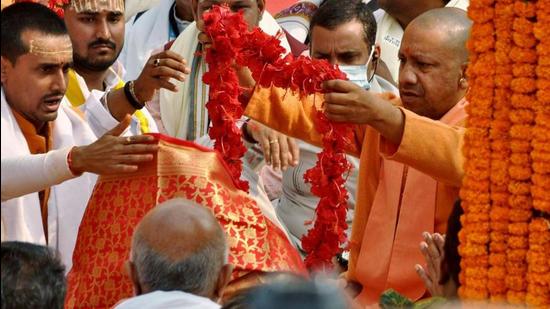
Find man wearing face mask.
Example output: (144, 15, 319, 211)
(263, 0, 397, 265)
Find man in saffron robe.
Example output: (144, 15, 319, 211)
(243, 8, 472, 306)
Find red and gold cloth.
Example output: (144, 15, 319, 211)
(65, 134, 306, 308)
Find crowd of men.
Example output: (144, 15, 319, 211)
(1, 0, 476, 308)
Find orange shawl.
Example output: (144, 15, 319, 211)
(65, 134, 305, 308)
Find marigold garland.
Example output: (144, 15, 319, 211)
(202, 5, 352, 269)
(461, 0, 549, 306)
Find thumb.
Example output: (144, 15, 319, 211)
(106, 114, 132, 136)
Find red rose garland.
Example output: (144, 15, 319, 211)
(202, 5, 352, 268)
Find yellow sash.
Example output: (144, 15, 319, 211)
(66, 69, 150, 134)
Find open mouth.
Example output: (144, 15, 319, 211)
(43, 96, 63, 111)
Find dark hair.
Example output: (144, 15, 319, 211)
(1, 241, 67, 309)
(222, 279, 347, 309)
(309, 0, 377, 46)
(440, 200, 463, 286)
(1, 2, 68, 63)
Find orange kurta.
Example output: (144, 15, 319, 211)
(245, 86, 466, 306)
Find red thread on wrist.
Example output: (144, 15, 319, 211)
(67, 147, 82, 176)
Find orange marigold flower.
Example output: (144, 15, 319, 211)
(508, 208, 532, 222)
(537, 78, 550, 90)
(512, 17, 534, 34)
(507, 248, 527, 262)
(507, 290, 526, 304)
(531, 150, 550, 163)
(505, 275, 527, 291)
(511, 94, 536, 109)
(531, 186, 550, 204)
(513, 1, 536, 18)
(508, 180, 531, 195)
(509, 109, 535, 124)
(511, 77, 537, 93)
(509, 222, 530, 236)
(533, 200, 550, 213)
(459, 243, 488, 257)
(508, 235, 529, 249)
(465, 267, 489, 279)
(532, 173, 550, 189)
(510, 47, 538, 64)
(490, 241, 508, 253)
(535, 66, 550, 80)
(510, 153, 531, 166)
(508, 165, 532, 181)
(490, 222, 509, 234)
(526, 291, 550, 307)
(489, 254, 507, 267)
(532, 161, 550, 174)
(527, 272, 550, 286)
(508, 195, 532, 210)
(512, 64, 536, 78)
(468, 6, 495, 24)
(529, 218, 550, 232)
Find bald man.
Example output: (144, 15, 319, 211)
(115, 198, 232, 309)
(244, 8, 471, 305)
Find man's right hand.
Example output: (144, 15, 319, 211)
(70, 116, 158, 175)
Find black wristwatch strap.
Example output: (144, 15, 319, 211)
(123, 80, 145, 110)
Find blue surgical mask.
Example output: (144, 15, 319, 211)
(339, 45, 375, 90)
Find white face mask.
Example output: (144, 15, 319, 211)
(339, 45, 375, 90)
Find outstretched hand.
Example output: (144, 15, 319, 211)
(70, 116, 158, 175)
(133, 50, 191, 101)
(415, 232, 446, 297)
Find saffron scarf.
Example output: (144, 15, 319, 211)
(65, 134, 306, 308)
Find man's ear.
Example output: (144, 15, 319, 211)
(257, 0, 265, 22)
(125, 261, 143, 296)
(191, 0, 199, 23)
(374, 44, 381, 61)
(459, 62, 468, 90)
(214, 264, 234, 301)
(1, 56, 12, 84)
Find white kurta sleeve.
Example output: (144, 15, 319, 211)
(1, 147, 76, 201)
(80, 90, 121, 137)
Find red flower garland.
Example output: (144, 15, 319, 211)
(202, 5, 352, 268)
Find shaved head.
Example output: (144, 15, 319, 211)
(398, 7, 471, 119)
(130, 198, 228, 298)
(408, 8, 471, 64)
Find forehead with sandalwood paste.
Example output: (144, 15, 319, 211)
(28, 37, 73, 63)
(68, 0, 124, 13)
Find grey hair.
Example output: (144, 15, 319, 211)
(131, 230, 228, 296)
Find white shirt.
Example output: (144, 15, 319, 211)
(1, 88, 98, 271)
(114, 291, 220, 309)
(374, 0, 470, 83)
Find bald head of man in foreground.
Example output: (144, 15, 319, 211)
(126, 198, 232, 303)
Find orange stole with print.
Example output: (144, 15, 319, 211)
(65, 134, 306, 308)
